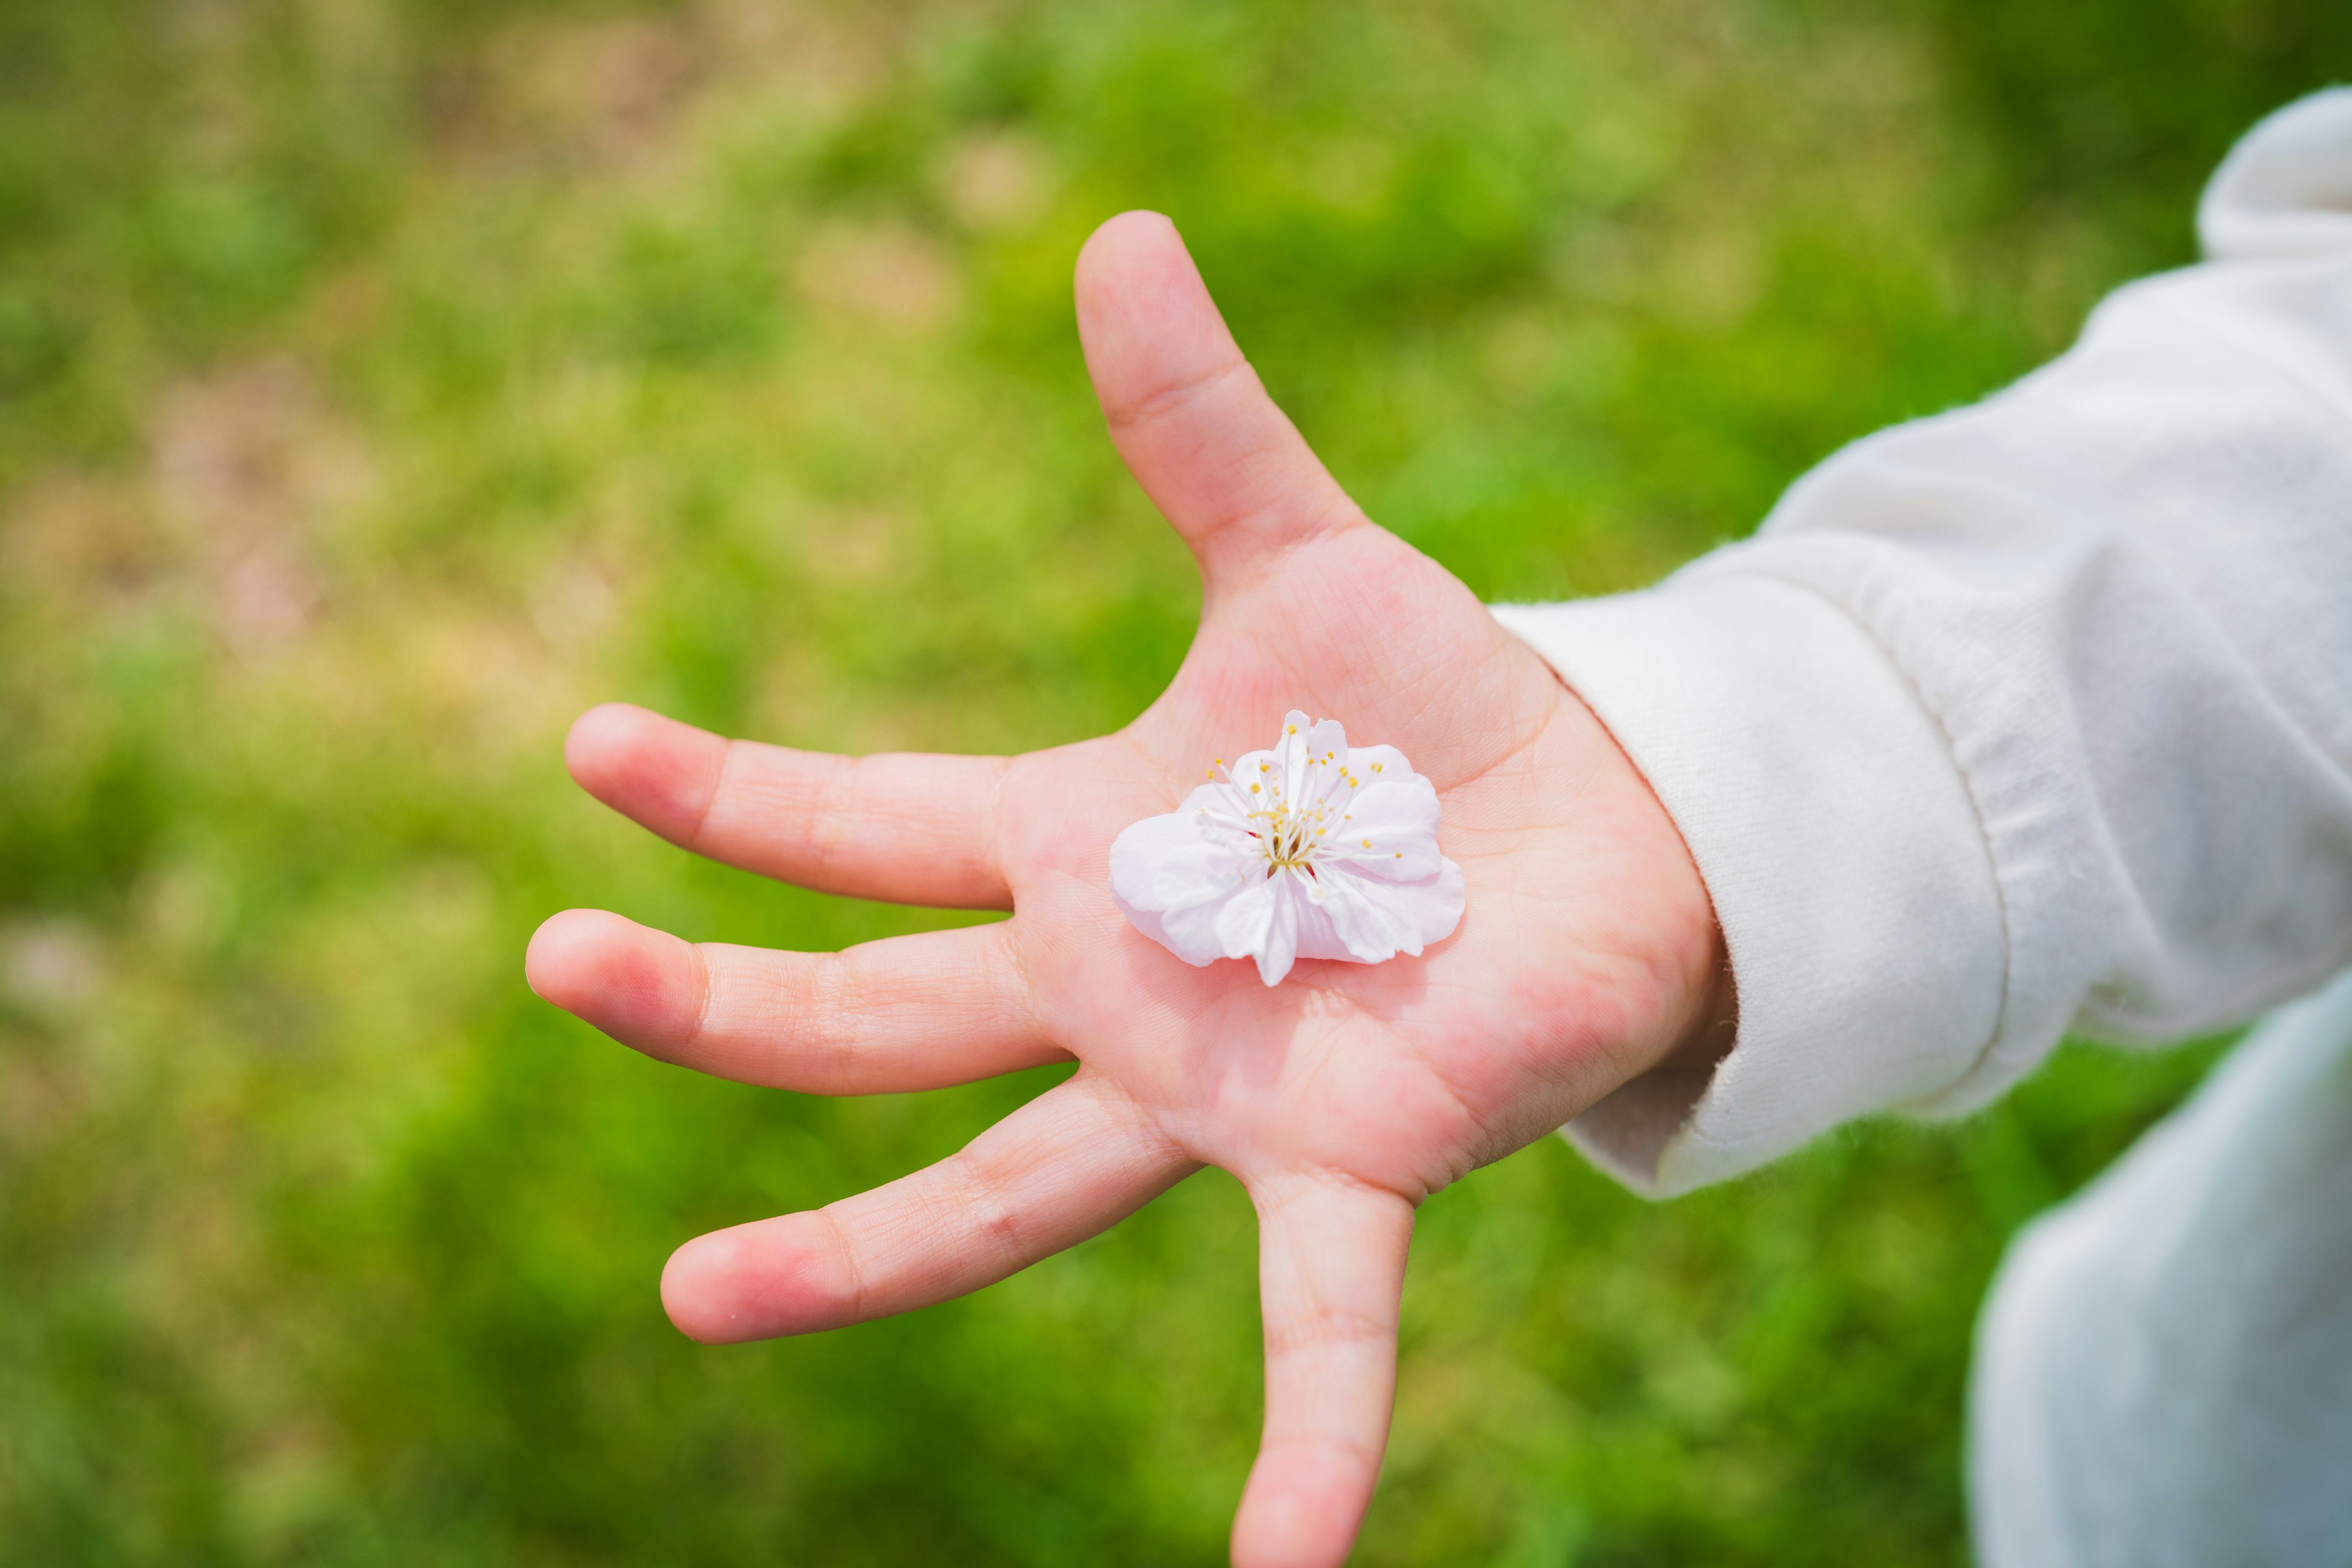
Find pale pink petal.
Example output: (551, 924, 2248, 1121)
(1216, 873, 1301, 986)
(1299, 715, 1348, 784)
(1227, 748, 1278, 778)
(1273, 711, 1313, 802)
(1323, 777, 1446, 880)
(1343, 744, 1414, 785)
(1368, 856, 1466, 948)
(1158, 878, 1254, 962)
(1112, 896, 1194, 963)
(1291, 875, 1356, 962)
(1109, 799, 1248, 906)
(1231, 745, 1280, 805)
(1109, 807, 1251, 967)
(1311, 867, 1427, 962)
(1212, 872, 1277, 960)
(1259, 876, 1305, 985)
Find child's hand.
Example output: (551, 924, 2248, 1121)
(527, 213, 1726, 1568)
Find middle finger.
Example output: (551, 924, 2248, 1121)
(526, 910, 1063, 1093)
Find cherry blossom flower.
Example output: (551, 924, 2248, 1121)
(1109, 710, 1466, 986)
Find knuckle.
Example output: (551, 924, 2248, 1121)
(804, 956, 865, 1092)
(946, 1152, 1028, 1268)
(680, 943, 717, 1055)
(1107, 356, 1250, 432)
(804, 755, 859, 881)
(1265, 1299, 1393, 1359)
(687, 737, 738, 850)
(813, 1208, 865, 1319)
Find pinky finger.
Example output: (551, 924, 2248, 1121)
(1232, 1175, 1415, 1568)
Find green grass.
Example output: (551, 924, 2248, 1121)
(1, 1, 2342, 1561)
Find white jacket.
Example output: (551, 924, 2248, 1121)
(1494, 91, 2352, 1198)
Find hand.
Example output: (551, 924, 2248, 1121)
(526, 212, 1727, 1568)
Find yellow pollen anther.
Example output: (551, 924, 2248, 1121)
(1250, 783, 1261, 794)
(1363, 838, 1372, 847)
(1286, 725, 1297, 734)
(1371, 763, 1382, 772)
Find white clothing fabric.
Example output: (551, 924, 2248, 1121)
(1493, 90, 2352, 1198)
(1967, 968, 2352, 1567)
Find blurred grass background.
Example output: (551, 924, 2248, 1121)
(2, 1, 2346, 1562)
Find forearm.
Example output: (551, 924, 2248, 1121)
(1504, 91, 2352, 1195)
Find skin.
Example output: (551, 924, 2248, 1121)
(526, 211, 1730, 1568)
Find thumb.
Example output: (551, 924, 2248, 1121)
(1074, 211, 1363, 586)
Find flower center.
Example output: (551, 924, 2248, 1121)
(1262, 816, 1318, 875)
(1197, 737, 1362, 881)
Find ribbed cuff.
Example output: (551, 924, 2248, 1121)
(1493, 576, 2005, 1196)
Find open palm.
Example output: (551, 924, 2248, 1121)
(528, 213, 1724, 1568)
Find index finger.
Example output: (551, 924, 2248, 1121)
(565, 702, 1013, 910)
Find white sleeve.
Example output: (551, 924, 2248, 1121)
(1493, 91, 2352, 1198)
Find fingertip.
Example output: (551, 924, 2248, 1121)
(1074, 208, 1197, 322)
(524, 908, 699, 1053)
(660, 1231, 741, 1343)
(563, 703, 723, 843)
(1230, 1446, 1375, 1568)
(1074, 208, 1180, 293)
(662, 1216, 854, 1343)
(526, 907, 624, 1008)
(563, 701, 650, 790)
(1072, 209, 1237, 417)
